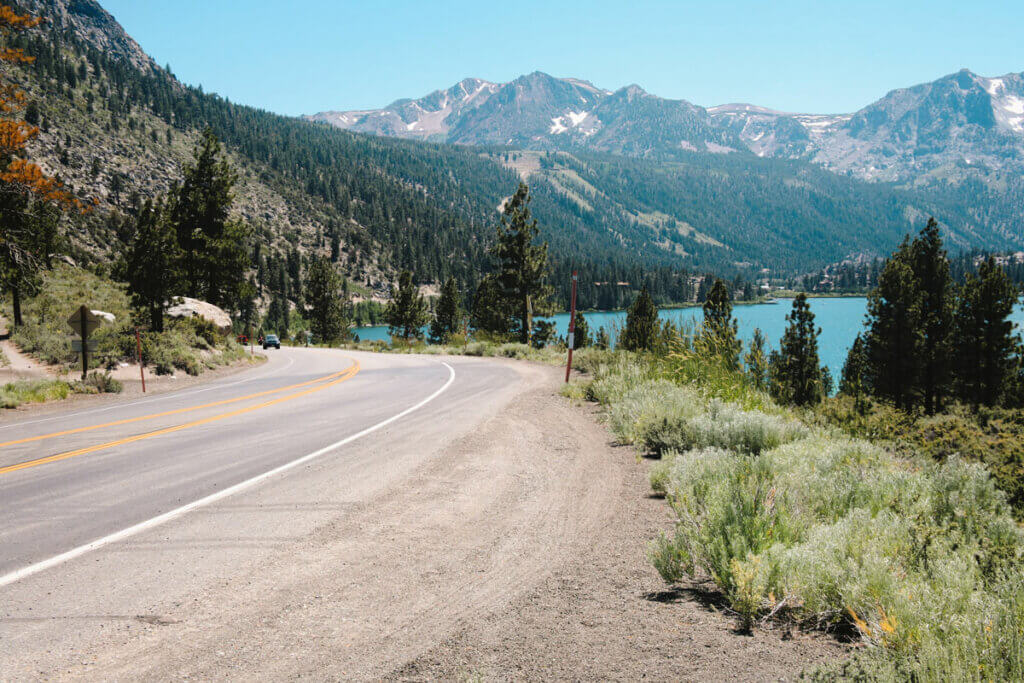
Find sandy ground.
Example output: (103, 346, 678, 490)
(0, 336, 54, 382)
(1, 357, 846, 680)
(388, 394, 846, 681)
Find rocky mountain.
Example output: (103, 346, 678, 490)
(311, 77, 499, 142)
(309, 72, 743, 157)
(22, 0, 156, 73)
(311, 69, 1024, 184)
(711, 69, 1024, 182)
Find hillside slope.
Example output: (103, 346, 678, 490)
(10, 0, 1022, 298)
(311, 70, 1024, 262)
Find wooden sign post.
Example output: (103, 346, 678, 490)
(67, 305, 101, 381)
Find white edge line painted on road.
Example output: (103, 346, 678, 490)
(0, 360, 456, 589)
(0, 355, 297, 432)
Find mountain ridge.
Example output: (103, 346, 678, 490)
(308, 68, 1024, 183)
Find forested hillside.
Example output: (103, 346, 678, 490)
(11, 0, 738, 307)
(8, 0, 1020, 318)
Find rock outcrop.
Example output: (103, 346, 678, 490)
(166, 297, 232, 333)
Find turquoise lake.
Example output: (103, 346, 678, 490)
(354, 297, 1024, 381)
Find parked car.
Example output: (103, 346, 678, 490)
(263, 333, 281, 350)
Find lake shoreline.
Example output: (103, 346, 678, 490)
(349, 297, 1024, 384)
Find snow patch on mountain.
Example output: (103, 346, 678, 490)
(705, 142, 736, 154)
(984, 77, 1005, 96)
(549, 110, 593, 135)
(567, 110, 589, 127)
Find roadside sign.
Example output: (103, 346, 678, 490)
(67, 307, 102, 339)
(67, 305, 101, 380)
(71, 339, 97, 353)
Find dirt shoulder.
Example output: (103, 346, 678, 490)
(0, 351, 267, 420)
(388, 366, 846, 681)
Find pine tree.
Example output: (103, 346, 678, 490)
(769, 294, 824, 406)
(952, 257, 1022, 407)
(702, 278, 741, 368)
(531, 320, 557, 349)
(125, 198, 179, 332)
(470, 274, 514, 338)
(265, 292, 289, 336)
(571, 311, 589, 350)
(169, 128, 250, 309)
(594, 326, 611, 350)
(620, 285, 658, 351)
(429, 276, 461, 344)
(911, 218, 954, 414)
(304, 257, 347, 344)
(864, 240, 922, 411)
(744, 328, 770, 391)
(386, 270, 428, 341)
(491, 183, 553, 344)
(840, 333, 871, 399)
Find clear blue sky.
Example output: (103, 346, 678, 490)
(102, 0, 1024, 117)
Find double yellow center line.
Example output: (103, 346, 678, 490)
(0, 361, 360, 476)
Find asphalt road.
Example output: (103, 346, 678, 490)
(4, 347, 651, 679)
(0, 349, 518, 582)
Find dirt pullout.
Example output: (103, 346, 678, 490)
(54, 360, 842, 680)
(388, 394, 846, 681)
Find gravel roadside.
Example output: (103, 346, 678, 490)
(388, 367, 847, 681)
(2, 355, 847, 680)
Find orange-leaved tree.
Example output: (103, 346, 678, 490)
(0, 4, 84, 325)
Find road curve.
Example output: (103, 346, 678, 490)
(0, 347, 627, 679)
(0, 349, 469, 579)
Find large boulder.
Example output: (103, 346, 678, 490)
(90, 310, 116, 324)
(166, 297, 232, 333)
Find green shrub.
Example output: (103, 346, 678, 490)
(649, 449, 680, 497)
(82, 370, 123, 394)
(570, 347, 618, 375)
(818, 395, 1024, 517)
(586, 351, 1024, 677)
(0, 379, 74, 408)
(641, 398, 807, 456)
(659, 332, 772, 411)
(560, 381, 589, 401)
(607, 380, 703, 448)
(504, 343, 538, 359)
(586, 357, 653, 405)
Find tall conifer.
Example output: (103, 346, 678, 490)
(305, 257, 347, 344)
(864, 240, 922, 411)
(386, 270, 429, 341)
(953, 257, 1022, 407)
(492, 183, 552, 344)
(429, 277, 462, 344)
(620, 286, 658, 351)
(911, 218, 954, 414)
(769, 294, 825, 405)
(702, 278, 741, 368)
(125, 198, 179, 332)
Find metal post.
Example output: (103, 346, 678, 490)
(136, 327, 146, 393)
(80, 304, 89, 381)
(565, 271, 578, 383)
